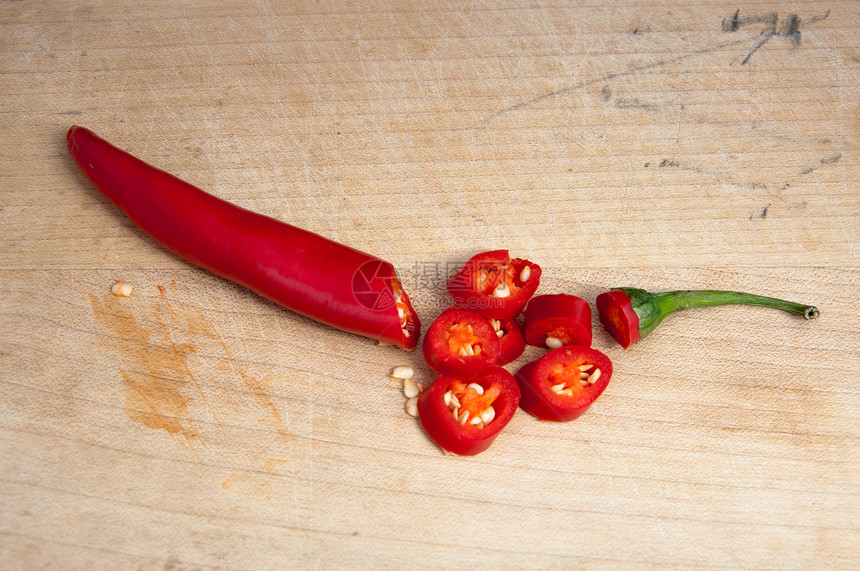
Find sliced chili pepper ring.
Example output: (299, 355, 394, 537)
(524, 294, 592, 349)
(447, 249, 541, 320)
(488, 318, 526, 365)
(417, 368, 520, 455)
(515, 345, 612, 421)
(423, 308, 501, 378)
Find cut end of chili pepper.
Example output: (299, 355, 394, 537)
(596, 290, 641, 349)
(447, 250, 541, 320)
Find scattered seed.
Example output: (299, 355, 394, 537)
(391, 366, 414, 380)
(492, 282, 511, 298)
(403, 378, 422, 398)
(587, 369, 601, 385)
(466, 383, 484, 395)
(519, 266, 531, 282)
(545, 336, 563, 349)
(405, 397, 419, 417)
(110, 281, 133, 297)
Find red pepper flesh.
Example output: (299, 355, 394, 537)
(595, 290, 641, 349)
(67, 126, 420, 349)
(417, 367, 520, 455)
(422, 308, 501, 378)
(447, 250, 541, 320)
(515, 345, 612, 421)
(524, 294, 592, 348)
(488, 318, 526, 365)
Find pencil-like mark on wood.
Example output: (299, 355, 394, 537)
(723, 9, 830, 65)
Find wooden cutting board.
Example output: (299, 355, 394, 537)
(2, 1, 858, 568)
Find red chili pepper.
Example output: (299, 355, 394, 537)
(514, 345, 612, 422)
(67, 126, 420, 349)
(447, 250, 541, 320)
(488, 318, 526, 365)
(597, 287, 819, 349)
(524, 294, 592, 349)
(417, 368, 520, 455)
(422, 308, 500, 378)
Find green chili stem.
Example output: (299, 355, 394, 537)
(652, 290, 819, 320)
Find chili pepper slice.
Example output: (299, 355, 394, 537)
(487, 318, 526, 365)
(423, 308, 501, 378)
(597, 287, 820, 349)
(67, 126, 420, 349)
(514, 345, 612, 422)
(417, 367, 520, 455)
(524, 294, 592, 349)
(447, 250, 541, 320)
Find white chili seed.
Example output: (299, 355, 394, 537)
(444, 390, 453, 407)
(450, 394, 461, 409)
(579, 364, 592, 371)
(560, 388, 574, 397)
(452, 407, 460, 420)
(545, 336, 563, 349)
(405, 397, 419, 417)
(391, 365, 414, 380)
(551, 383, 566, 394)
(469, 416, 483, 425)
(473, 344, 482, 356)
(493, 282, 511, 298)
(464, 344, 475, 356)
(587, 369, 602, 384)
(580, 372, 590, 380)
(403, 378, 421, 398)
(402, 328, 410, 338)
(480, 406, 495, 424)
(496, 329, 504, 338)
(458, 410, 470, 425)
(489, 318, 500, 331)
(466, 383, 484, 395)
(519, 266, 531, 282)
(111, 281, 133, 297)
(458, 347, 468, 357)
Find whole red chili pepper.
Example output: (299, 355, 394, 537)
(67, 126, 420, 349)
(596, 287, 819, 349)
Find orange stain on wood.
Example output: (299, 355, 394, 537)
(90, 293, 201, 445)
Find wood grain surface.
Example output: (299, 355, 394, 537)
(1, 1, 858, 568)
